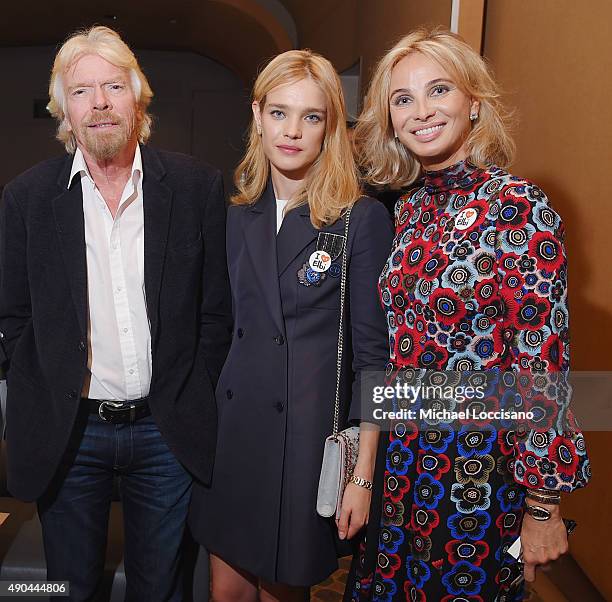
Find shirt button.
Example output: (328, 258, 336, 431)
(129, 369, 134, 375)
(274, 401, 284, 413)
(273, 334, 285, 345)
(79, 341, 86, 351)
(237, 328, 244, 339)
(226, 389, 233, 400)
(116, 287, 122, 292)
(123, 328, 128, 333)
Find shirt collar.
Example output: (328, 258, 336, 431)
(68, 144, 143, 189)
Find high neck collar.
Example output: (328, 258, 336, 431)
(423, 159, 481, 194)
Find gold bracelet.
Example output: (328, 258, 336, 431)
(526, 487, 561, 499)
(526, 491, 561, 505)
(526, 487, 561, 505)
(350, 474, 373, 490)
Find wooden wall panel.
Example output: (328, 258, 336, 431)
(357, 0, 452, 89)
(283, 0, 359, 73)
(454, 0, 486, 53)
(484, 1, 612, 598)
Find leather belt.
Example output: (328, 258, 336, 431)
(84, 397, 151, 423)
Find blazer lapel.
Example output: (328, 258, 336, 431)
(276, 204, 316, 278)
(52, 158, 88, 337)
(276, 205, 346, 277)
(243, 181, 285, 335)
(141, 146, 173, 344)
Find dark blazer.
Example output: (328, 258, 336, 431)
(189, 182, 393, 586)
(0, 145, 232, 501)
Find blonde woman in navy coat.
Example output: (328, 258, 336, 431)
(189, 50, 393, 601)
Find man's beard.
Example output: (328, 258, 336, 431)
(78, 110, 138, 161)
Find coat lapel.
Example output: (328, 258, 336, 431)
(141, 146, 173, 344)
(276, 205, 316, 278)
(52, 158, 88, 337)
(243, 181, 285, 335)
(276, 204, 346, 277)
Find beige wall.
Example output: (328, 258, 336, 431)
(484, 0, 612, 371)
(284, 0, 359, 73)
(290, 0, 452, 88)
(357, 0, 452, 88)
(483, 1, 612, 598)
(456, 0, 486, 52)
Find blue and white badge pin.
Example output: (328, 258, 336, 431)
(297, 263, 326, 287)
(308, 250, 332, 273)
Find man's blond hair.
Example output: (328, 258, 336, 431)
(48, 26, 153, 153)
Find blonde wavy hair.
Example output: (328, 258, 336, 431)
(232, 49, 360, 228)
(48, 26, 154, 154)
(355, 27, 515, 188)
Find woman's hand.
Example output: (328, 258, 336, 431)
(337, 423, 379, 540)
(520, 503, 569, 582)
(336, 481, 371, 540)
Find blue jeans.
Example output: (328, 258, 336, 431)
(38, 408, 192, 601)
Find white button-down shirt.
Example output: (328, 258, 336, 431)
(69, 146, 152, 400)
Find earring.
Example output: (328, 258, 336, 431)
(470, 112, 479, 121)
(394, 131, 399, 140)
(256, 125, 262, 135)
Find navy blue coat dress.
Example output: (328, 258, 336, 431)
(189, 181, 393, 586)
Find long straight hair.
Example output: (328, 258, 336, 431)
(232, 50, 361, 228)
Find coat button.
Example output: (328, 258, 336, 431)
(79, 341, 86, 351)
(65, 389, 77, 400)
(274, 401, 284, 413)
(273, 334, 285, 345)
(237, 328, 244, 339)
(226, 389, 233, 399)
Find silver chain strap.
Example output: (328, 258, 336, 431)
(332, 205, 352, 438)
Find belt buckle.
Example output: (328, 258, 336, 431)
(98, 400, 126, 422)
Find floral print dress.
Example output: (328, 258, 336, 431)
(347, 161, 589, 602)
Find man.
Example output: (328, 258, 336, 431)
(0, 26, 232, 600)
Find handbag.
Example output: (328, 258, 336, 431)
(316, 206, 360, 519)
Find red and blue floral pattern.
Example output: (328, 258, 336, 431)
(348, 162, 589, 601)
